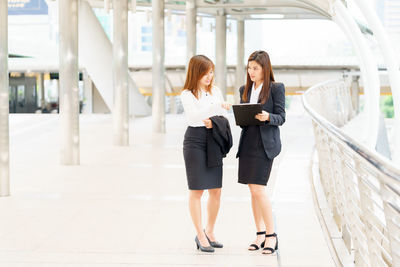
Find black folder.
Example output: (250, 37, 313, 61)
(232, 103, 264, 126)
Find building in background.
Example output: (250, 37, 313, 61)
(383, 0, 400, 33)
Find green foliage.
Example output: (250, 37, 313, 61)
(285, 96, 291, 109)
(380, 95, 394, 118)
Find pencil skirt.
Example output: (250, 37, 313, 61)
(238, 125, 274, 186)
(183, 126, 222, 190)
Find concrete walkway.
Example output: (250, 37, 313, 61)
(0, 109, 334, 266)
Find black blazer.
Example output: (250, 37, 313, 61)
(206, 116, 233, 167)
(236, 82, 286, 159)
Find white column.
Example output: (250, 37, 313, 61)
(82, 70, 93, 113)
(235, 18, 245, 104)
(215, 9, 227, 99)
(353, 0, 400, 164)
(59, 0, 80, 165)
(351, 75, 360, 114)
(39, 73, 46, 110)
(0, 0, 10, 197)
(152, 0, 166, 133)
(333, 0, 380, 149)
(186, 0, 196, 64)
(113, 0, 129, 145)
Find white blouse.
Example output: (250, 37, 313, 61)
(180, 86, 227, 127)
(249, 82, 263, 104)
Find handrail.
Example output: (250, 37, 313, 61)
(302, 79, 400, 267)
(303, 79, 400, 182)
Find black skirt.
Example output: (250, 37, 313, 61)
(183, 127, 223, 190)
(238, 126, 274, 186)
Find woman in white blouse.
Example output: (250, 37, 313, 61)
(180, 55, 230, 253)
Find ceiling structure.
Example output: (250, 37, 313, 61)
(87, 0, 336, 20)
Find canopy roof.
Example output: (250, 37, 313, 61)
(87, 0, 335, 19)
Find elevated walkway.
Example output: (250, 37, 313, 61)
(0, 110, 334, 266)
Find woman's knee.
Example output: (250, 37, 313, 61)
(190, 190, 204, 199)
(249, 184, 265, 199)
(208, 188, 222, 199)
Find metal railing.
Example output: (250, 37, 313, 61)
(303, 79, 400, 267)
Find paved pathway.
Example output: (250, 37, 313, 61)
(0, 110, 334, 266)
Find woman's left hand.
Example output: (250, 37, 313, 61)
(203, 118, 213, 128)
(255, 110, 270, 122)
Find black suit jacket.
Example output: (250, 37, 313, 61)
(236, 82, 286, 159)
(207, 116, 233, 167)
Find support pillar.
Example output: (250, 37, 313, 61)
(0, 0, 10, 196)
(152, 0, 166, 133)
(353, 0, 400, 163)
(333, 1, 380, 149)
(351, 75, 360, 115)
(39, 73, 45, 110)
(186, 0, 196, 64)
(59, 0, 80, 165)
(215, 9, 227, 98)
(113, 0, 129, 145)
(235, 18, 245, 104)
(83, 70, 93, 114)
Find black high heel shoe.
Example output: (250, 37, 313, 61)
(195, 236, 215, 253)
(204, 230, 223, 248)
(248, 231, 266, 251)
(262, 233, 278, 254)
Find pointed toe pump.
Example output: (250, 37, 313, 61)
(195, 236, 215, 253)
(204, 230, 223, 248)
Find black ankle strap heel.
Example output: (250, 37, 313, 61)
(262, 232, 278, 254)
(248, 231, 266, 251)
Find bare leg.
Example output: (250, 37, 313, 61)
(205, 188, 221, 241)
(248, 185, 266, 250)
(248, 184, 276, 253)
(188, 190, 210, 247)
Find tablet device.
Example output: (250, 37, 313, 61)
(232, 104, 264, 126)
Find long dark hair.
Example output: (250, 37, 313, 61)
(243, 50, 275, 104)
(183, 55, 215, 99)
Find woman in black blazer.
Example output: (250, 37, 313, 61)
(236, 51, 285, 254)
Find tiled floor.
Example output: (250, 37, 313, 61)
(0, 111, 335, 266)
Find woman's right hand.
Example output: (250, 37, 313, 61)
(221, 102, 232, 110)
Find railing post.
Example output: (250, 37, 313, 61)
(380, 180, 400, 266)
